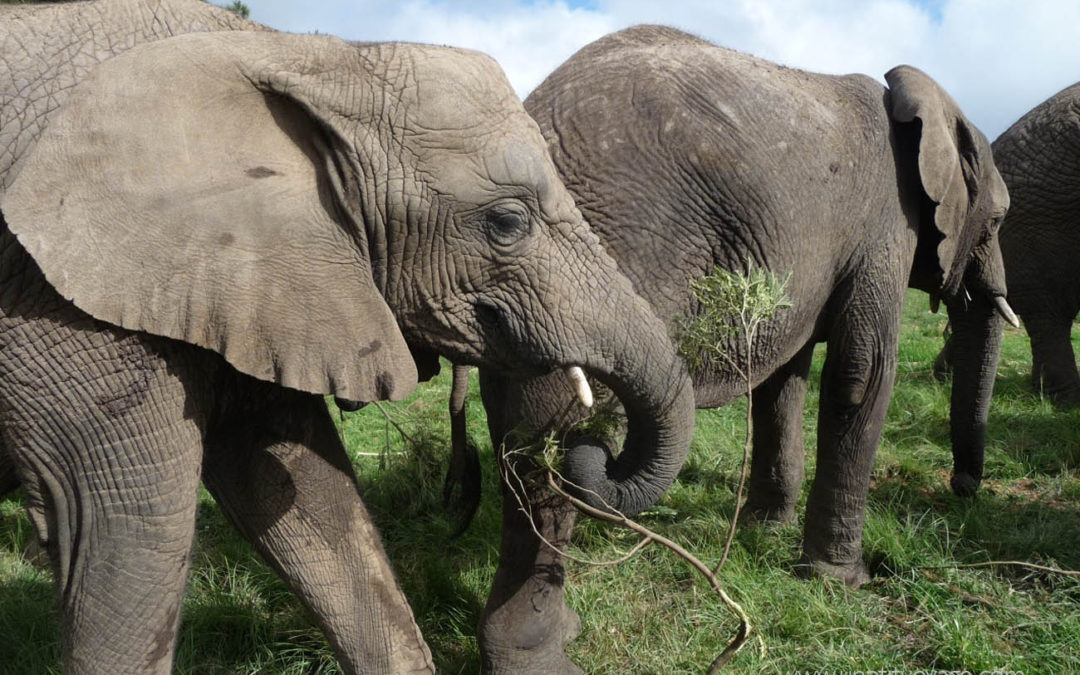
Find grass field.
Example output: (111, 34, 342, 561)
(2, 288, 1079, 673)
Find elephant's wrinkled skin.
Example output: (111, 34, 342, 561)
(938, 81, 1080, 492)
(0, 3, 694, 673)
(450, 25, 1011, 671)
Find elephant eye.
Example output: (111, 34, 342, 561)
(989, 212, 1005, 233)
(484, 207, 531, 246)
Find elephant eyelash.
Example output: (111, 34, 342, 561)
(487, 211, 529, 237)
(479, 202, 534, 248)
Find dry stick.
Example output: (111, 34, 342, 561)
(373, 401, 419, 448)
(501, 451, 653, 567)
(923, 560, 1080, 578)
(372, 401, 436, 465)
(544, 472, 752, 672)
(715, 324, 756, 576)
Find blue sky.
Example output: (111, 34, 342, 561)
(248, 0, 1080, 139)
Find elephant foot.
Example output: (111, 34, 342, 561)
(22, 536, 50, 569)
(1049, 387, 1080, 409)
(950, 471, 981, 497)
(482, 647, 584, 675)
(479, 586, 583, 675)
(796, 553, 871, 588)
(741, 495, 798, 525)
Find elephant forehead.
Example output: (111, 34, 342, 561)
(401, 47, 524, 131)
(406, 113, 561, 206)
(389, 46, 576, 216)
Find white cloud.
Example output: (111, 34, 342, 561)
(371, 1, 617, 99)
(249, 0, 1080, 138)
(251, 1, 616, 98)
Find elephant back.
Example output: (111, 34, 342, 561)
(525, 25, 893, 356)
(992, 82, 1080, 228)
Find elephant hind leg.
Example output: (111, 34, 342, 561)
(0, 441, 19, 498)
(201, 386, 433, 675)
(1027, 316, 1080, 407)
(744, 340, 815, 524)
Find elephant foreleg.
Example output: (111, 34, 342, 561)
(479, 457, 582, 675)
(744, 340, 815, 523)
(201, 388, 434, 675)
(1, 337, 203, 674)
(801, 288, 902, 588)
(476, 371, 583, 675)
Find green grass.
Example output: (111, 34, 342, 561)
(2, 288, 1079, 673)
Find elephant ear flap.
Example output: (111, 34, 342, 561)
(1, 33, 417, 402)
(886, 65, 981, 296)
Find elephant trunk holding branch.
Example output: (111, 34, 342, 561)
(0, 3, 694, 673)
(938, 81, 1080, 493)
(447, 25, 1012, 671)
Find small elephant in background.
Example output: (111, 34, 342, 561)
(0, 2, 696, 673)
(936, 81, 1080, 492)
(445, 25, 1013, 672)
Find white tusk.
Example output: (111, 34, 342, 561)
(994, 295, 1021, 328)
(565, 366, 594, 408)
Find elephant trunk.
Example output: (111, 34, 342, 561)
(945, 240, 1009, 496)
(559, 301, 696, 517)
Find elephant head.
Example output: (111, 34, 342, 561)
(0, 31, 692, 514)
(886, 66, 1016, 496)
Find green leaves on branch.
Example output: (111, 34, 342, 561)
(222, 1, 250, 18)
(677, 260, 793, 375)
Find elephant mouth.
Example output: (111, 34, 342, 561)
(991, 295, 1020, 327)
(468, 299, 570, 376)
(941, 288, 1020, 328)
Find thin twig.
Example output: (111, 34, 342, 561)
(545, 472, 752, 671)
(373, 401, 419, 448)
(922, 560, 1080, 578)
(715, 326, 755, 575)
(501, 449, 654, 567)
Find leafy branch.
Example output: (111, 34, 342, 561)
(676, 260, 792, 574)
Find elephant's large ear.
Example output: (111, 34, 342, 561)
(886, 65, 999, 296)
(1, 33, 417, 402)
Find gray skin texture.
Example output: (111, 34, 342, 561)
(0, 3, 694, 673)
(936, 81, 1080, 492)
(444, 25, 1010, 673)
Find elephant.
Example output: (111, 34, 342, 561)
(935, 81, 1080, 492)
(439, 25, 1015, 672)
(0, 3, 696, 673)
